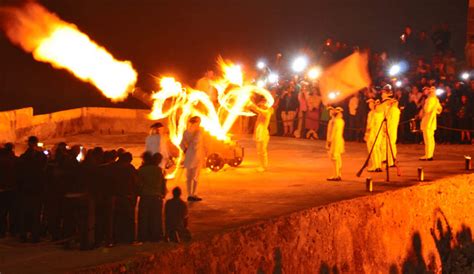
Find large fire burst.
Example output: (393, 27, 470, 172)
(0, 2, 274, 177)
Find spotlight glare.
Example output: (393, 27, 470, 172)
(268, 73, 279, 84)
(328, 91, 339, 100)
(436, 88, 445, 96)
(307, 67, 322, 80)
(461, 72, 470, 80)
(292, 56, 308, 73)
(395, 80, 402, 87)
(256, 79, 266, 88)
(257, 61, 266, 70)
(389, 64, 401, 76)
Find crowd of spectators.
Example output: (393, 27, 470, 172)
(0, 136, 190, 249)
(255, 24, 473, 144)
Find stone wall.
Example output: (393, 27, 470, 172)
(77, 174, 474, 274)
(0, 107, 152, 143)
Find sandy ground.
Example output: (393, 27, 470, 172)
(0, 134, 472, 273)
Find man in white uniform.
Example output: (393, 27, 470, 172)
(326, 107, 345, 181)
(180, 116, 207, 201)
(364, 99, 383, 172)
(253, 102, 274, 172)
(386, 99, 400, 166)
(419, 87, 442, 161)
(378, 85, 399, 167)
(145, 122, 170, 168)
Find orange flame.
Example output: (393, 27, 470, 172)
(0, 2, 137, 101)
(150, 59, 274, 178)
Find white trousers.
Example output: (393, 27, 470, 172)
(330, 153, 342, 177)
(423, 129, 436, 158)
(256, 140, 269, 169)
(367, 140, 381, 170)
(186, 167, 201, 197)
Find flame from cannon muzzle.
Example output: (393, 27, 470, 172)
(0, 2, 137, 101)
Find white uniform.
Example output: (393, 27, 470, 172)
(180, 129, 206, 197)
(365, 108, 384, 170)
(420, 94, 442, 159)
(145, 134, 170, 168)
(386, 101, 400, 165)
(254, 107, 274, 170)
(327, 115, 345, 178)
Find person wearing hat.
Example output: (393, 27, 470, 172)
(386, 98, 400, 166)
(180, 116, 207, 201)
(145, 122, 169, 168)
(253, 100, 274, 172)
(378, 85, 400, 167)
(326, 107, 345, 181)
(364, 99, 383, 172)
(419, 86, 442, 160)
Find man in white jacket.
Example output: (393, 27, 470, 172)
(145, 122, 170, 168)
(419, 87, 442, 161)
(180, 116, 207, 201)
(364, 99, 383, 172)
(385, 98, 401, 167)
(253, 102, 274, 172)
(326, 107, 345, 181)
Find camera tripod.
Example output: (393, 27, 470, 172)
(357, 116, 401, 182)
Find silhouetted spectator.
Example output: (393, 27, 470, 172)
(44, 142, 69, 241)
(94, 150, 116, 246)
(0, 143, 18, 237)
(17, 136, 47, 243)
(138, 152, 166, 242)
(165, 187, 191, 243)
(63, 146, 94, 250)
(457, 95, 472, 143)
(112, 152, 138, 244)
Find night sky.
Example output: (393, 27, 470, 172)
(0, 0, 468, 113)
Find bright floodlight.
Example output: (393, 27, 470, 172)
(292, 56, 308, 73)
(257, 61, 266, 70)
(307, 67, 322, 80)
(389, 64, 401, 76)
(461, 72, 470, 80)
(328, 91, 339, 100)
(256, 79, 266, 88)
(268, 73, 279, 84)
(395, 80, 402, 87)
(436, 88, 445, 96)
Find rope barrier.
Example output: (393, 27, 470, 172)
(268, 115, 474, 133)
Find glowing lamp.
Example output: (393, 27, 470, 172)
(292, 56, 308, 73)
(257, 61, 266, 70)
(389, 64, 401, 76)
(76, 146, 84, 162)
(307, 67, 322, 80)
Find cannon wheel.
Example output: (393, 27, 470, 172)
(228, 156, 243, 167)
(206, 153, 225, 172)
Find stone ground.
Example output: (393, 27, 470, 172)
(0, 134, 472, 274)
